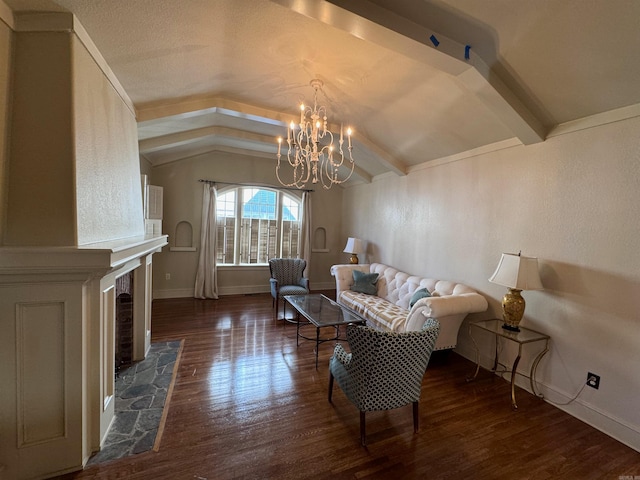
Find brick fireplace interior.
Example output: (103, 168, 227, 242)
(115, 271, 134, 373)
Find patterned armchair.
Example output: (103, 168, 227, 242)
(269, 258, 310, 320)
(328, 319, 440, 445)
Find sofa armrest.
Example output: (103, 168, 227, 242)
(330, 264, 370, 301)
(405, 292, 488, 331)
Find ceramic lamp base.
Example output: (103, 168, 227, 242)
(501, 288, 525, 332)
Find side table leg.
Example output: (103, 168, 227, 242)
(466, 325, 481, 382)
(530, 339, 549, 399)
(511, 349, 522, 410)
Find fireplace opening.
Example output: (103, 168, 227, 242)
(115, 272, 134, 374)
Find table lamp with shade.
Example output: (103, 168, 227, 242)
(343, 237, 365, 264)
(489, 252, 543, 332)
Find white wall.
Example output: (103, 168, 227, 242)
(73, 35, 144, 245)
(342, 114, 640, 451)
(149, 151, 347, 298)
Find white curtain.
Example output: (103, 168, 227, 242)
(301, 191, 312, 278)
(194, 183, 219, 299)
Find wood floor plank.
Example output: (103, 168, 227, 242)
(55, 294, 640, 479)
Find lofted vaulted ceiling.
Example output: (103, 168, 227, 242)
(6, 0, 640, 185)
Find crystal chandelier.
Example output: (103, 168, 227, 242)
(276, 79, 355, 189)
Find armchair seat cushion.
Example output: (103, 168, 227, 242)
(278, 285, 310, 296)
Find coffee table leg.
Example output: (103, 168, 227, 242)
(315, 326, 320, 369)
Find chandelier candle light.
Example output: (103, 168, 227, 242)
(276, 79, 355, 189)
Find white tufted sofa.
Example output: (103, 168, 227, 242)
(330, 263, 488, 351)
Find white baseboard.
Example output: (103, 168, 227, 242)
(454, 343, 640, 453)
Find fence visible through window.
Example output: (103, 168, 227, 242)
(215, 187, 302, 265)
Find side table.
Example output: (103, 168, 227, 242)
(466, 319, 550, 410)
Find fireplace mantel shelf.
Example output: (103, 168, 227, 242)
(0, 234, 168, 276)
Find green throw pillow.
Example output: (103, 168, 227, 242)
(409, 287, 431, 308)
(351, 270, 379, 295)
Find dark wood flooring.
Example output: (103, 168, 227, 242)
(57, 293, 640, 479)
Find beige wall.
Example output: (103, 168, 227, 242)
(5, 31, 75, 245)
(342, 114, 640, 450)
(3, 24, 144, 247)
(0, 19, 11, 242)
(149, 151, 345, 298)
(73, 35, 144, 245)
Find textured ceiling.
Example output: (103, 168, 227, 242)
(6, 0, 640, 185)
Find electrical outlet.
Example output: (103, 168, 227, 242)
(587, 372, 600, 389)
(165, 273, 171, 280)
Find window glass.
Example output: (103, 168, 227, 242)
(215, 187, 302, 265)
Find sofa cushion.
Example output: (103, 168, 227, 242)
(409, 288, 431, 308)
(340, 290, 408, 331)
(351, 270, 379, 295)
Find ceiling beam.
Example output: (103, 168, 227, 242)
(138, 125, 276, 154)
(137, 94, 404, 172)
(271, 0, 546, 145)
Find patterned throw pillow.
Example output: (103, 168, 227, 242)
(409, 287, 431, 308)
(351, 270, 379, 295)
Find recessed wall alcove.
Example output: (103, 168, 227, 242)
(312, 226, 329, 253)
(170, 220, 196, 252)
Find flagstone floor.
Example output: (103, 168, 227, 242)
(87, 340, 182, 465)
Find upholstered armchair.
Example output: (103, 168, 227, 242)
(269, 258, 310, 321)
(328, 319, 440, 445)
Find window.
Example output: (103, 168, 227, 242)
(215, 187, 302, 265)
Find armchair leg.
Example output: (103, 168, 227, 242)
(413, 401, 419, 433)
(360, 411, 366, 446)
(328, 371, 334, 402)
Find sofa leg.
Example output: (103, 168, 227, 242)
(413, 401, 419, 433)
(360, 411, 366, 446)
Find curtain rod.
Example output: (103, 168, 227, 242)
(198, 179, 313, 193)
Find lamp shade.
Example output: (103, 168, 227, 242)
(343, 237, 365, 254)
(489, 253, 543, 291)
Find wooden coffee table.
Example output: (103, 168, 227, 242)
(284, 294, 367, 368)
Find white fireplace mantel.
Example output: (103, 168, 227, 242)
(0, 234, 167, 276)
(0, 234, 168, 479)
